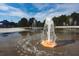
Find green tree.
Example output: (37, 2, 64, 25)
(71, 12, 79, 25)
(18, 17, 29, 27)
(29, 17, 37, 27)
(53, 15, 69, 26)
(53, 17, 59, 26)
(37, 21, 43, 27)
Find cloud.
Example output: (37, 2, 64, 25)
(0, 3, 29, 17)
(0, 3, 79, 22)
(48, 4, 79, 17)
(32, 3, 50, 10)
(32, 3, 79, 21)
(0, 4, 9, 11)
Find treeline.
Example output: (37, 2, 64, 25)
(53, 12, 79, 26)
(0, 17, 44, 28)
(18, 17, 44, 27)
(0, 12, 79, 28)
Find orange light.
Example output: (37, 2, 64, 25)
(41, 40, 57, 48)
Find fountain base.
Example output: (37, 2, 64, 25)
(41, 39, 57, 48)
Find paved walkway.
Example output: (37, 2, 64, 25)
(0, 28, 26, 33)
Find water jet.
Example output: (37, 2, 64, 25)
(41, 17, 57, 48)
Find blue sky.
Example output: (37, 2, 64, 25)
(0, 3, 79, 22)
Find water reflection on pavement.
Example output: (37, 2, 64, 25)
(0, 29, 79, 56)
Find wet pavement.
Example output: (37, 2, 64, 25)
(0, 29, 79, 56)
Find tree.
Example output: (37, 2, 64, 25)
(42, 20, 45, 27)
(53, 15, 69, 26)
(37, 21, 43, 27)
(29, 17, 37, 27)
(1, 20, 10, 27)
(71, 12, 79, 25)
(9, 22, 18, 27)
(53, 17, 59, 26)
(18, 17, 29, 27)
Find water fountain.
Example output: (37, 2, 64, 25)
(41, 17, 57, 48)
(17, 17, 58, 55)
(32, 20, 36, 27)
(69, 17, 73, 26)
(31, 20, 37, 32)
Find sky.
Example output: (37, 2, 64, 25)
(0, 3, 79, 22)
